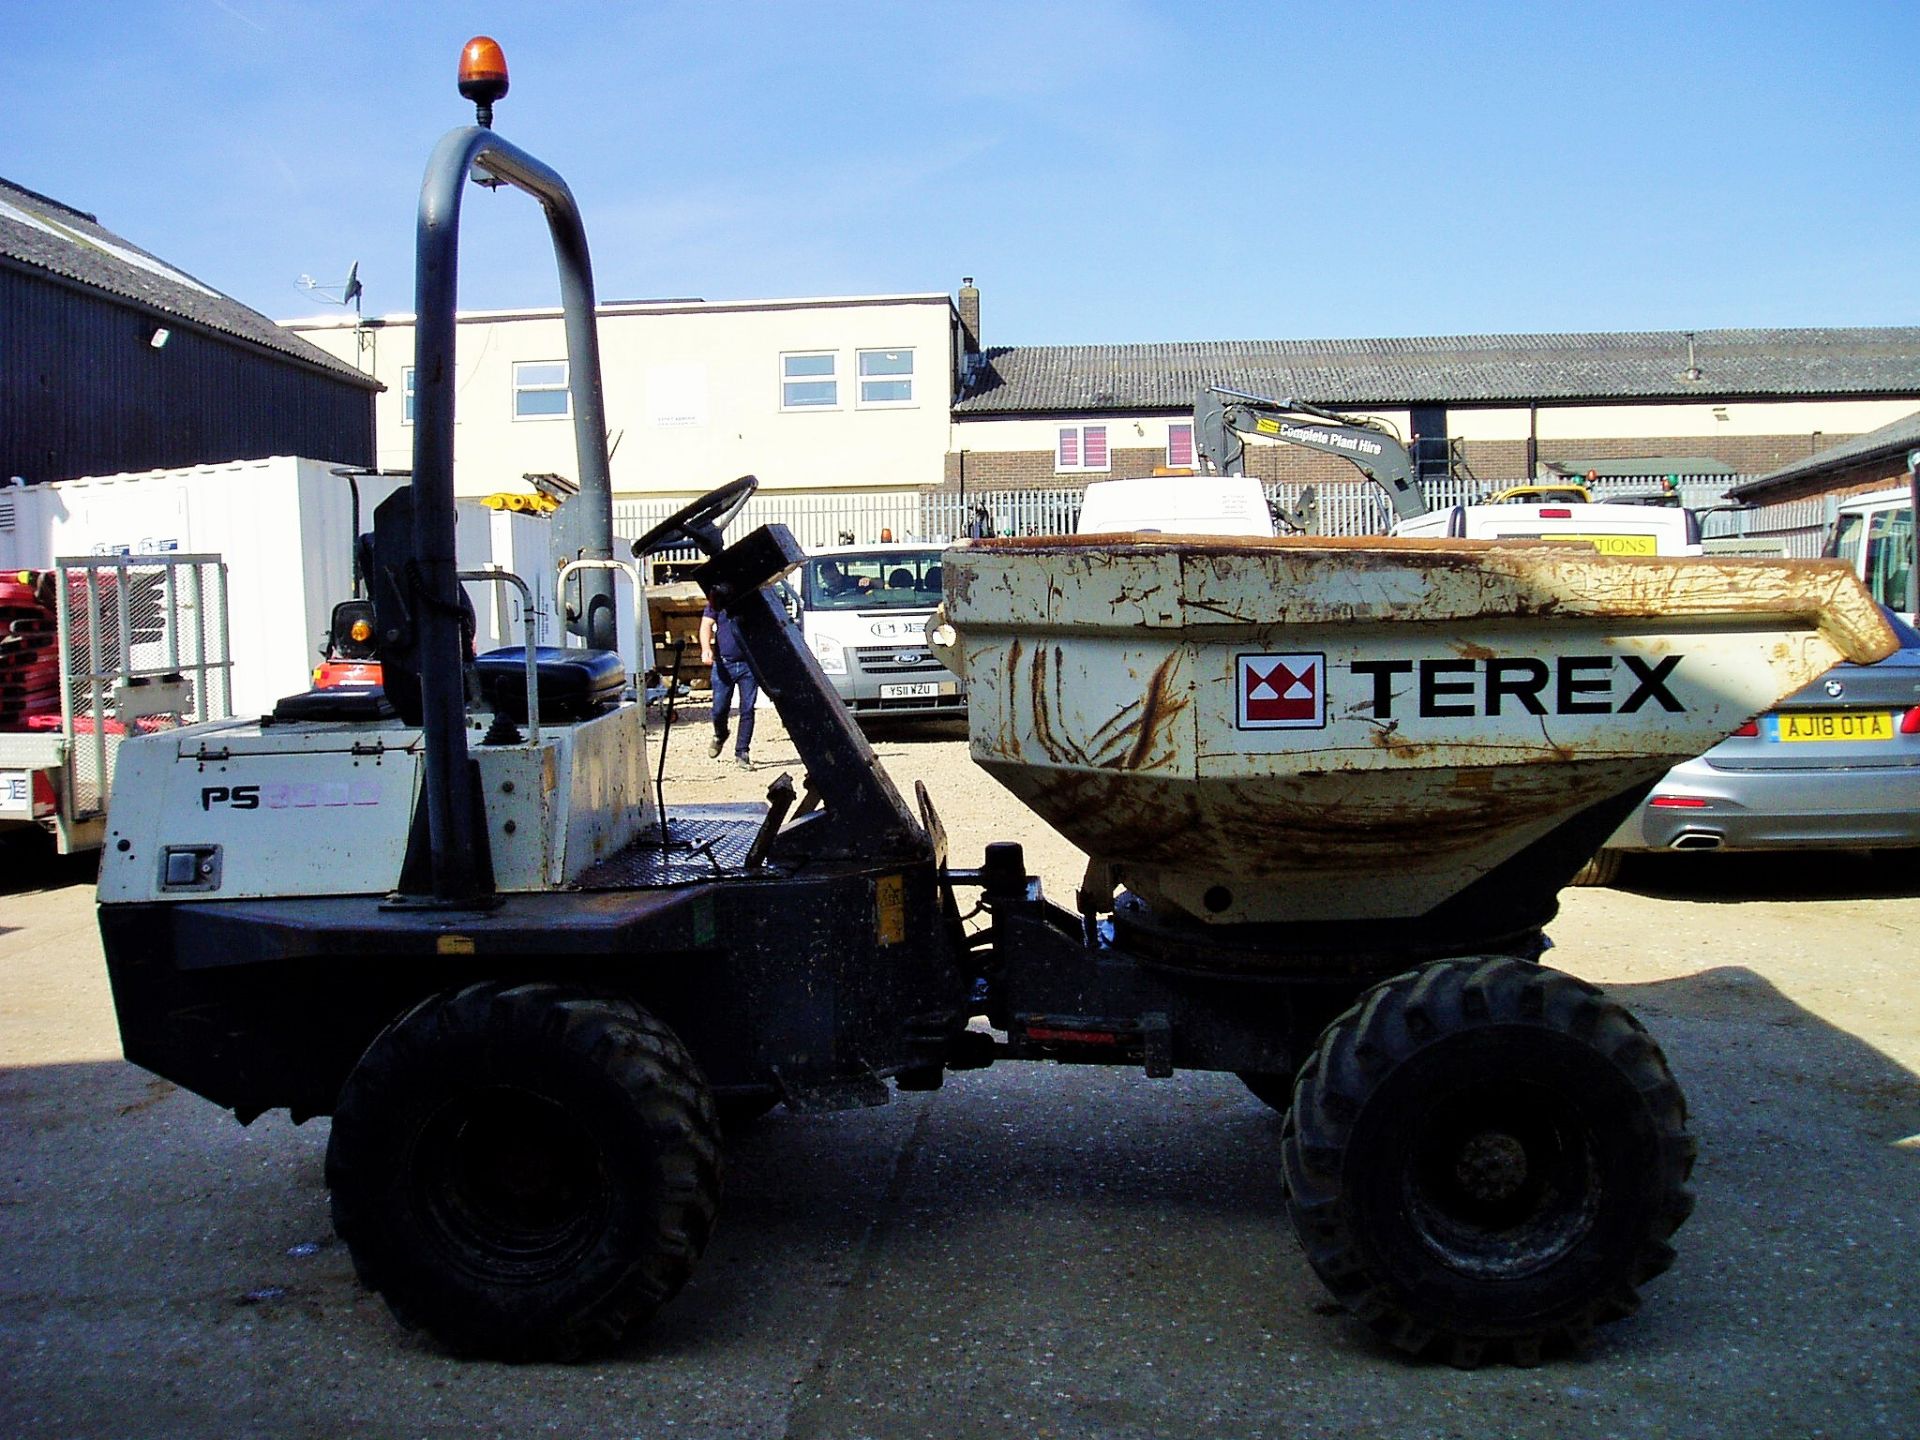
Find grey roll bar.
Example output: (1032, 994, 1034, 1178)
(408, 123, 616, 902)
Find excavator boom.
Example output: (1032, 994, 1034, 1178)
(1194, 386, 1426, 522)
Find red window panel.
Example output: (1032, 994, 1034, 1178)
(1167, 423, 1194, 468)
(1082, 426, 1108, 468)
(1057, 428, 1080, 469)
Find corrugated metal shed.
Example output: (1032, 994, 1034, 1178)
(1, 176, 377, 484)
(953, 329, 1920, 415)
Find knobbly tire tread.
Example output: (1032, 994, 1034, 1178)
(1280, 957, 1695, 1368)
(326, 981, 722, 1361)
(1570, 849, 1623, 887)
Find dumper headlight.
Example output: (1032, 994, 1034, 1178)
(809, 633, 847, 675)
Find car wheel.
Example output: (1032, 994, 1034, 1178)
(327, 982, 722, 1360)
(1282, 957, 1695, 1367)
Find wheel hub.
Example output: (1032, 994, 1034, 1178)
(1405, 1085, 1603, 1280)
(416, 1086, 610, 1282)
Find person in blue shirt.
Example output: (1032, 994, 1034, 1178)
(699, 602, 756, 767)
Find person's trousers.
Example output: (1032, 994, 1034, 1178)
(711, 656, 757, 756)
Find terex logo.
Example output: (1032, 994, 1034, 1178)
(200, 785, 261, 811)
(1352, 655, 1685, 719)
(1238, 653, 1325, 729)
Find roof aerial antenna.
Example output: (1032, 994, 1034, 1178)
(297, 261, 368, 364)
(297, 260, 364, 318)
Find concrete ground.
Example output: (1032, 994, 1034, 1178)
(2, 714, 1916, 1439)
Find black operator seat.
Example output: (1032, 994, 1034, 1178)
(475, 646, 625, 722)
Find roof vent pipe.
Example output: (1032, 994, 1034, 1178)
(1676, 331, 1704, 384)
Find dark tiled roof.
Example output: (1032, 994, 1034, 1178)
(953, 329, 1920, 414)
(1731, 408, 1920, 497)
(0, 177, 376, 389)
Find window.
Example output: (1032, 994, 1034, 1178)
(1865, 507, 1914, 611)
(782, 352, 838, 409)
(1833, 512, 1864, 571)
(1166, 422, 1195, 469)
(401, 367, 415, 425)
(1056, 424, 1109, 474)
(513, 360, 570, 419)
(857, 348, 914, 406)
(804, 549, 944, 611)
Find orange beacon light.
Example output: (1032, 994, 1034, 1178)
(458, 37, 509, 126)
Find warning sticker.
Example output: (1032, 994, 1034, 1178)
(1237, 653, 1325, 730)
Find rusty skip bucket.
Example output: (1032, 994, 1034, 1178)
(931, 535, 1897, 928)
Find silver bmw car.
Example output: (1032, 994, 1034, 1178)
(1578, 608, 1920, 885)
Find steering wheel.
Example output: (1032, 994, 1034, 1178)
(629, 474, 759, 559)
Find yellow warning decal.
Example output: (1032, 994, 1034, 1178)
(1254, 417, 1282, 436)
(875, 874, 906, 946)
(436, 934, 476, 955)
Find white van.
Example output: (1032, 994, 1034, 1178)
(792, 543, 965, 718)
(1075, 475, 1276, 537)
(1392, 489, 1702, 556)
(1827, 487, 1916, 623)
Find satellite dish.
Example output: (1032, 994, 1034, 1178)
(342, 260, 362, 309)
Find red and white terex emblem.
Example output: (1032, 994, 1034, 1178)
(1237, 652, 1325, 729)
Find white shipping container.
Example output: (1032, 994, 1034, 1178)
(0, 457, 570, 716)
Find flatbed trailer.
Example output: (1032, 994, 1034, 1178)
(1, 555, 230, 854)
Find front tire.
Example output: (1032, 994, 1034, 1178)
(326, 982, 722, 1360)
(1282, 958, 1694, 1367)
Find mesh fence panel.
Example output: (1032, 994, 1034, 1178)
(616, 472, 1761, 566)
(56, 555, 231, 819)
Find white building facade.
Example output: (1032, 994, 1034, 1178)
(286, 293, 964, 502)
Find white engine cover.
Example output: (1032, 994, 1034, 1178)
(99, 705, 654, 903)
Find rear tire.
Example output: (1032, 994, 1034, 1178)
(1282, 957, 1694, 1367)
(1570, 849, 1623, 887)
(326, 982, 721, 1360)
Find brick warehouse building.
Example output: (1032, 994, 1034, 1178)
(946, 321, 1920, 498)
(286, 271, 1919, 548)
(1730, 407, 1920, 507)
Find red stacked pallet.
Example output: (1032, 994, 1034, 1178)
(0, 572, 61, 728)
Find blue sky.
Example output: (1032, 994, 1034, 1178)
(6, 0, 1917, 345)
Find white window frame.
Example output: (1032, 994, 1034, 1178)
(855, 347, 916, 409)
(1055, 423, 1110, 474)
(1166, 421, 1196, 470)
(780, 351, 839, 411)
(401, 367, 415, 426)
(512, 360, 571, 421)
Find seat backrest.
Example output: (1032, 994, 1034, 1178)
(888, 567, 914, 589)
(921, 564, 942, 593)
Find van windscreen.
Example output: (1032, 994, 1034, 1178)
(805, 551, 944, 611)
